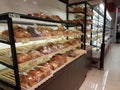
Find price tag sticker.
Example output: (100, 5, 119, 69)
(9, 13, 20, 18)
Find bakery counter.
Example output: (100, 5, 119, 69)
(0, 50, 89, 90)
(35, 52, 88, 90)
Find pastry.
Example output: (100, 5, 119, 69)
(21, 74, 37, 87)
(38, 66, 51, 77)
(29, 69, 45, 82)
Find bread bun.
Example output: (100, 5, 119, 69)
(14, 29, 32, 38)
(21, 74, 36, 87)
(29, 69, 45, 82)
(43, 63, 54, 71)
(38, 66, 51, 77)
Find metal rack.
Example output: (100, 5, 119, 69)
(67, 1, 93, 50)
(0, 12, 83, 90)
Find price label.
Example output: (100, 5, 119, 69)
(9, 13, 20, 18)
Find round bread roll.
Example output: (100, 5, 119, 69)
(21, 74, 36, 87)
(43, 63, 54, 71)
(49, 61, 59, 70)
(38, 66, 51, 77)
(29, 69, 45, 82)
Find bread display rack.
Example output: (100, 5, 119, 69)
(66, 1, 93, 50)
(0, 12, 85, 90)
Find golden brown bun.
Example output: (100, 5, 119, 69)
(21, 74, 37, 87)
(49, 61, 59, 70)
(43, 63, 54, 71)
(29, 69, 45, 82)
(14, 29, 32, 38)
(2, 26, 32, 38)
(38, 67, 51, 77)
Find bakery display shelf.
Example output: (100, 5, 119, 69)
(0, 49, 86, 90)
(0, 43, 81, 72)
(0, 7, 84, 90)
(0, 12, 83, 27)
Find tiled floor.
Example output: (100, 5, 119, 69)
(79, 44, 120, 90)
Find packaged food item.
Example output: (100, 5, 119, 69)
(20, 73, 37, 87)
(2, 25, 32, 38)
(26, 26, 41, 37)
(29, 69, 45, 82)
(37, 66, 51, 77)
(17, 53, 32, 64)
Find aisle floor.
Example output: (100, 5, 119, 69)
(79, 44, 120, 90)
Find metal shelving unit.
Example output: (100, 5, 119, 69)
(0, 12, 83, 90)
(67, 1, 93, 51)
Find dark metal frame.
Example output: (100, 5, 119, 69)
(100, 0, 107, 69)
(0, 12, 83, 90)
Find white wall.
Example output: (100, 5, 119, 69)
(0, 0, 66, 19)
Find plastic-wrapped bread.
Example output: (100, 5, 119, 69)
(37, 66, 51, 77)
(17, 53, 32, 64)
(29, 69, 45, 82)
(20, 73, 37, 87)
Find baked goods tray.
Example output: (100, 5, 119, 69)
(0, 49, 86, 90)
(0, 44, 81, 71)
(0, 34, 81, 43)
